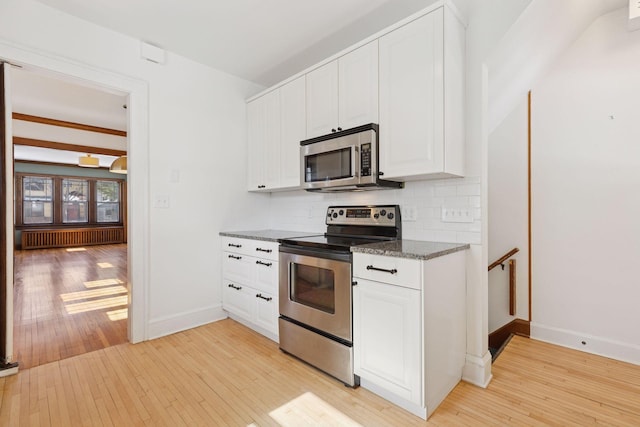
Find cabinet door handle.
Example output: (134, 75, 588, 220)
(256, 293, 273, 301)
(255, 247, 272, 253)
(228, 243, 242, 248)
(337, 127, 342, 131)
(331, 128, 337, 133)
(352, 281, 358, 286)
(228, 284, 242, 290)
(366, 265, 398, 275)
(378, 171, 385, 176)
(256, 260, 272, 267)
(258, 185, 266, 189)
(228, 254, 242, 260)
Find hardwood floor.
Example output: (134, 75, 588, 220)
(1, 319, 638, 426)
(13, 244, 128, 369)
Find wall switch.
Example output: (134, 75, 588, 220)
(442, 207, 473, 223)
(403, 205, 418, 221)
(154, 194, 170, 208)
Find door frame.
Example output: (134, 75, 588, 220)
(0, 40, 150, 349)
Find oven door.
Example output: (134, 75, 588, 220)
(301, 134, 360, 190)
(279, 245, 352, 342)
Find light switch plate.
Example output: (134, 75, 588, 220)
(442, 207, 473, 223)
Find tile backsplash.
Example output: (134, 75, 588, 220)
(268, 176, 481, 244)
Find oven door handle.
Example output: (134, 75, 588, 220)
(366, 265, 398, 275)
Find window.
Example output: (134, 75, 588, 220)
(96, 181, 120, 223)
(22, 176, 53, 224)
(16, 173, 124, 229)
(62, 179, 89, 223)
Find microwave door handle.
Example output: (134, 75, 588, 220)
(352, 145, 359, 179)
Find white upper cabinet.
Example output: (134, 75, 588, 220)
(247, 76, 306, 192)
(379, 7, 465, 181)
(306, 40, 379, 138)
(339, 40, 379, 131)
(279, 76, 306, 189)
(306, 61, 339, 138)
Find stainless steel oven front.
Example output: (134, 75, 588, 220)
(279, 245, 352, 341)
(278, 244, 358, 386)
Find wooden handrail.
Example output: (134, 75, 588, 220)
(488, 247, 519, 271)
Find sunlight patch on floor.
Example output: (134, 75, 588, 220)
(269, 392, 362, 427)
(84, 278, 124, 288)
(107, 308, 128, 321)
(65, 295, 128, 314)
(97, 262, 114, 268)
(60, 285, 127, 302)
(66, 247, 87, 252)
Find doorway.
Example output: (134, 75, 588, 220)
(0, 44, 150, 370)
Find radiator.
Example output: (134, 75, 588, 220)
(21, 227, 125, 250)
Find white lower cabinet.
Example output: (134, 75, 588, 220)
(221, 237, 279, 341)
(353, 251, 466, 420)
(353, 278, 421, 404)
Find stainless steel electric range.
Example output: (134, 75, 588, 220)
(278, 205, 401, 387)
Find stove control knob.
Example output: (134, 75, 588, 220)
(332, 212, 338, 219)
(339, 209, 344, 216)
(327, 212, 331, 217)
(374, 213, 379, 219)
(388, 212, 394, 220)
(380, 209, 387, 216)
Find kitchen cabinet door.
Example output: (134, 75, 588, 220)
(379, 9, 445, 180)
(247, 89, 280, 191)
(279, 76, 306, 188)
(223, 282, 253, 320)
(306, 61, 339, 138)
(339, 40, 379, 130)
(254, 291, 278, 336)
(254, 258, 278, 294)
(353, 277, 422, 405)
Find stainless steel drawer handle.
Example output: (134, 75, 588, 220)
(228, 255, 242, 260)
(366, 265, 398, 275)
(256, 260, 272, 267)
(228, 243, 242, 248)
(228, 284, 242, 290)
(256, 293, 272, 301)
(256, 247, 272, 253)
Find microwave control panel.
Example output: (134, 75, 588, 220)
(360, 143, 372, 177)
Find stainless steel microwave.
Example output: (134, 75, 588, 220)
(300, 124, 403, 192)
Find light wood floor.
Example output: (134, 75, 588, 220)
(1, 319, 639, 426)
(13, 244, 128, 369)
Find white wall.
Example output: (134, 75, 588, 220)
(488, 99, 529, 333)
(531, 8, 640, 364)
(0, 0, 268, 339)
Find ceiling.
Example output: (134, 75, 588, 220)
(33, 0, 469, 86)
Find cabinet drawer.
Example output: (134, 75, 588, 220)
(221, 237, 279, 261)
(353, 253, 421, 290)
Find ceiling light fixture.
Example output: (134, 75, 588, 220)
(109, 155, 127, 174)
(78, 154, 99, 168)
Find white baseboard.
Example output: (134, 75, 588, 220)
(147, 305, 227, 340)
(531, 323, 640, 365)
(0, 366, 19, 378)
(462, 352, 492, 388)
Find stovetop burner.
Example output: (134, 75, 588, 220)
(280, 205, 401, 252)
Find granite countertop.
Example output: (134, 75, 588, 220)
(219, 229, 319, 243)
(351, 239, 470, 260)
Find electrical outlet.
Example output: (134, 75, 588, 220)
(154, 194, 170, 208)
(441, 207, 473, 223)
(403, 205, 418, 221)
